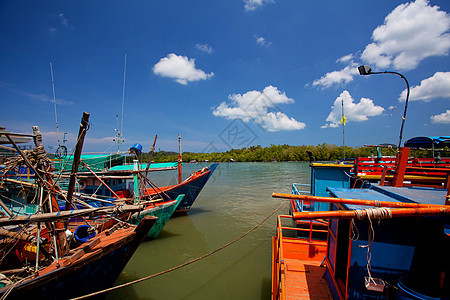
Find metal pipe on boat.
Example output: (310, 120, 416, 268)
(133, 160, 139, 204)
(141, 135, 158, 197)
(80, 161, 120, 199)
(272, 193, 448, 208)
(292, 206, 450, 220)
(35, 185, 44, 272)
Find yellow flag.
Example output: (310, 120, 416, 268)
(341, 115, 347, 125)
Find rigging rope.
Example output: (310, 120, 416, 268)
(71, 198, 288, 299)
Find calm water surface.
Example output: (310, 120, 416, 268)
(106, 162, 310, 300)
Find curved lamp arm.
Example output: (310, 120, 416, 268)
(358, 66, 410, 150)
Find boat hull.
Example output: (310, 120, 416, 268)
(146, 163, 218, 214)
(130, 195, 183, 239)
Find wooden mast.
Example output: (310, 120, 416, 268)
(178, 134, 182, 184)
(65, 112, 90, 210)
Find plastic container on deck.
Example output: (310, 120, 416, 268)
(73, 225, 96, 245)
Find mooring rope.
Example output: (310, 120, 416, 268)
(72, 198, 288, 299)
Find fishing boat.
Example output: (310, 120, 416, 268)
(0, 113, 159, 298)
(0, 214, 157, 299)
(52, 133, 218, 215)
(75, 160, 218, 215)
(272, 146, 450, 299)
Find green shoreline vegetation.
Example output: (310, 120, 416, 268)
(144, 143, 421, 163)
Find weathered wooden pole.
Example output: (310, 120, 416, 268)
(178, 134, 182, 184)
(65, 112, 90, 210)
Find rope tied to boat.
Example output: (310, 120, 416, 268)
(354, 207, 392, 288)
(71, 198, 289, 300)
(354, 207, 392, 220)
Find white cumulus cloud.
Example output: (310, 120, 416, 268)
(153, 53, 213, 85)
(312, 63, 359, 89)
(431, 110, 450, 124)
(361, 0, 450, 71)
(312, 1, 450, 90)
(399, 71, 450, 102)
(322, 90, 385, 128)
(213, 85, 306, 131)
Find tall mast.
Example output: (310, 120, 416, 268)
(121, 53, 127, 144)
(114, 54, 127, 153)
(178, 134, 182, 184)
(50, 62, 61, 146)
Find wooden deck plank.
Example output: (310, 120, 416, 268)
(282, 257, 333, 300)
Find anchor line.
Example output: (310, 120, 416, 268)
(72, 198, 288, 299)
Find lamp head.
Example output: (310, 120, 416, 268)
(358, 65, 372, 75)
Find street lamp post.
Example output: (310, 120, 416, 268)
(358, 65, 410, 150)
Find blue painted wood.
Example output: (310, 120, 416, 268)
(327, 184, 448, 209)
(310, 164, 352, 211)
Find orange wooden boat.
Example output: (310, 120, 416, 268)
(272, 215, 332, 300)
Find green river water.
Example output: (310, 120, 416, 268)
(106, 162, 310, 300)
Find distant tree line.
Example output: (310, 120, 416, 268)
(141, 143, 426, 163)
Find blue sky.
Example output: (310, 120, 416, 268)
(1, 0, 449, 154)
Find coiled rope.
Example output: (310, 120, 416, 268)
(354, 207, 392, 287)
(72, 198, 288, 299)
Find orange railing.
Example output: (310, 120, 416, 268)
(272, 214, 329, 300)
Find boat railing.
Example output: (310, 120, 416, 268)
(291, 183, 311, 212)
(272, 214, 328, 300)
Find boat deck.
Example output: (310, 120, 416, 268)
(283, 258, 332, 299)
(273, 234, 332, 300)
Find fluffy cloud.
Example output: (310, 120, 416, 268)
(322, 90, 385, 128)
(153, 53, 213, 85)
(399, 72, 450, 102)
(196, 43, 213, 54)
(336, 54, 354, 64)
(255, 36, 272, 47)
(361, 0, 450, 71)
(213, 85, 306, 131)
(312, 1, 450, 90)
(312, 63, 359, 89)
(244, 0, 272, 11)
(431, 110, 450, 124)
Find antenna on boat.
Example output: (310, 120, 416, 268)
(50, 62, 67, 159)
(121, 53, 126, 142)
(50, 62, 60, 147)
(114, 53, 127, 153)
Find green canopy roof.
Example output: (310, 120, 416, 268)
(53, 154, 125, 173)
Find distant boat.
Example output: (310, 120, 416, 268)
(143, 163, 218, 214)
(77, 162, 218, 215)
